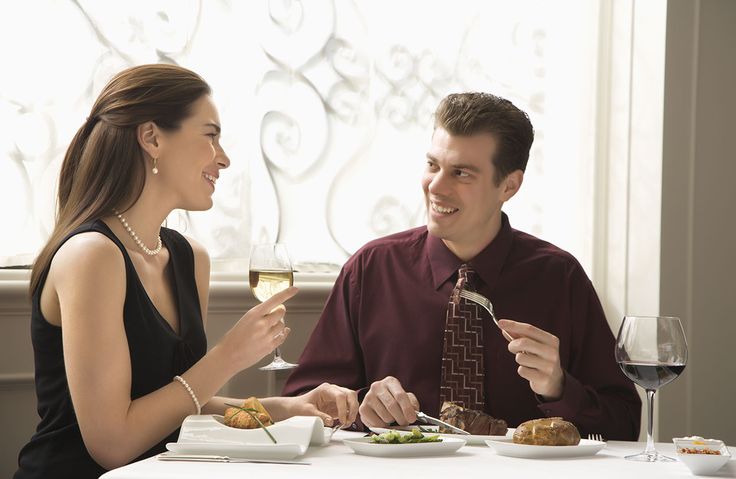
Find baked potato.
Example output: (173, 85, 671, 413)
(512, 417, 580, 446)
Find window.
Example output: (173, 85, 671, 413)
(0, 0, 601, 275)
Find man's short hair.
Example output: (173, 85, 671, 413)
(434, 92, 534, 185)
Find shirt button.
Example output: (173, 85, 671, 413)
(545, 409, 552, 414)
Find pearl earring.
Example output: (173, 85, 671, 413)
(152, 157, 159, 175)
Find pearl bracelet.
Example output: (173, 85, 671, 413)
(173, 375, 201, 415)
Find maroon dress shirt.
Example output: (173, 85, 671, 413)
(283, 213, 641, 440)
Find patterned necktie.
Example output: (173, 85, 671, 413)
(439, 264, 485, 411)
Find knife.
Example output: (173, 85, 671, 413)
(415, 411, 470, 435)
(157, 453, 311, 465)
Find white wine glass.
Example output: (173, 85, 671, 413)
(615, 315, 688, 462)
(249, 243, 297, 371)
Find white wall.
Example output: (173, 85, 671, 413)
(659, 0, 736, 444)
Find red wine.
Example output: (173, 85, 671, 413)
(618, 361, 686, 390)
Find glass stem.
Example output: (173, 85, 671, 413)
(272, 316, 286, 362)
(644, 389, 656, 455)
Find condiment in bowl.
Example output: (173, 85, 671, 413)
(673, 436, 731, 475)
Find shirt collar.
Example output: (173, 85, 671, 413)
(427, 212, 514, 290)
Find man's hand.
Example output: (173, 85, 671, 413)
(359, 376, 420, 427)
(498, 319, 565, 400)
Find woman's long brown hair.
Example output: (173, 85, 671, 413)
(30, 64, 210, 294)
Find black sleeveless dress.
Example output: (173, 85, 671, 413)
(14, 220, 207, 479)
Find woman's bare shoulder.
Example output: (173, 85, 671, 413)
(50, 231, 126, 285)
(181, 234, 210, 262)
(181, 234, 211, 317)
(181, 234, 211, 278)
(41, 231, 126, 325)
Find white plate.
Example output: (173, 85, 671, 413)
(485, 438, 606, 459)
(168, 415, 329, 460)
(343, 436, 466, 457)
(176, 415, 326, 449)
(166, 441, 303, 460)
(371, 426, 514, 446)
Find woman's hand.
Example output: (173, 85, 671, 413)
(264, 383, 358, 426)
(299, 383, 359, 426)
(215, 287, 298, 374)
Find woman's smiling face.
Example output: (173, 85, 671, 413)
(154, 94, 230, 211)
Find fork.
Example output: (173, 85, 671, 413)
(459, 289, 499, 326)
(459, 289, 513, 342)
(587, 433, 604, 442)
(328, 421, 346, 439)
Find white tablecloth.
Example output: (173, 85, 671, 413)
(101, 431, 736, 479)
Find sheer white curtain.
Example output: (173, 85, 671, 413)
(0, 0, 601, 275)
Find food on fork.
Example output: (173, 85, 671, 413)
(512, 417, 580, 446)
(439, 401, 508, 435)
(223, 397, 273, 429)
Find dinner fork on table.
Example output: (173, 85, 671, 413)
(587, 433, 604, 442)
(459, 289, 514, 342)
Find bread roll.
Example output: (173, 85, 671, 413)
(512, 417, 580, 445)
(223, 397, 274, 429)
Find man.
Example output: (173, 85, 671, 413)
(284, 93, 641, 440)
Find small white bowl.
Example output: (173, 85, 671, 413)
(673, 436, 731, 475)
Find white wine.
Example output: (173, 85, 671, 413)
(249, 243, 298, 370)
(249, 270, 294, 302)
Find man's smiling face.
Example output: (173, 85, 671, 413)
(422, 127, 520, 260)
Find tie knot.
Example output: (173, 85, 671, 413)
(456, 263, 475, 289)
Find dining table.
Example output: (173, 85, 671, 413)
(100, 430, 735, 479)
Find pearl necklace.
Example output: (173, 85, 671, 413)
(113, 210, 162, 256)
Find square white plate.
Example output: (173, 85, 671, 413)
(167, 414, 328, 459)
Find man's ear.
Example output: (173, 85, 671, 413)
(136, 121, 161, 160)
(501, 170, 524, 202)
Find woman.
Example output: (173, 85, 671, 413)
(15, 64, 357, 478)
